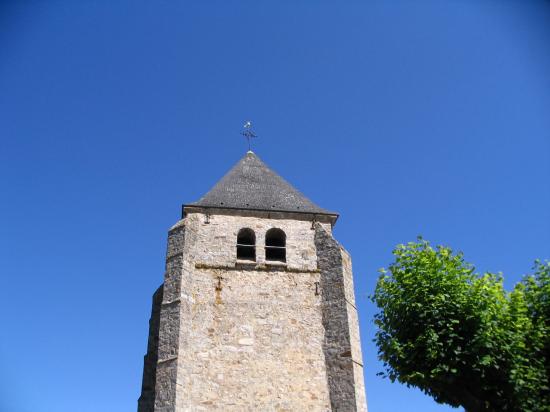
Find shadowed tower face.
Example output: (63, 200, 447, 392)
(138, 151, 367, 412)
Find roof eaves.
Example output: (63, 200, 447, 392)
(182, 203, 339, 222)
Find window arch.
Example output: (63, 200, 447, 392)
(237, 228, 256, 261)
(265, 228, 286, 262)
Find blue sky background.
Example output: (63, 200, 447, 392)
(1, 1, 549, 411)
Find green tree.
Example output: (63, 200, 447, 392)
(372, 239, 550, 412)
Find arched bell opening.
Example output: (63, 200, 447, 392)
(265, 228, 286, 262)
(237, 228, 256, 261)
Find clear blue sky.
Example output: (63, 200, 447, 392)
(1, 1, 549, 411)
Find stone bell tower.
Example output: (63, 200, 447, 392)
(138, 151, 367, 411)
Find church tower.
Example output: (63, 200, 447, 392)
(138, 151, 367, 411)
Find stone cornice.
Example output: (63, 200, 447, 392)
(195, 262, 320, 273)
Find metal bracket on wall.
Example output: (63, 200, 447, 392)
(314, 281, 320, 296)
(311, 216, 317, 230)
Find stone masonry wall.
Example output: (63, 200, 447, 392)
(189, 212, 328, 269)
(341, 251, 367, 410)
(180, 266, 330, 410)
(315, 224, 367, 412)
(154, 221, 188, 411)
(139, 212, 366, 411)
(138, 285, 163, 412)
(175, 213, 331, 411)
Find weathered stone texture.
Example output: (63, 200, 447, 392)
(315, 223, 367, 412)
(155, 222, 187, 411)
(189, 213, 322, 270)
(138, 285, 163, 412)
(139, 212, 366, 411)
(180, 266, 330, 410)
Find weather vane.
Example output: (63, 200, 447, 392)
(241, 121, 257, 151)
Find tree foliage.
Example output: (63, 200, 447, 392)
(372, 238, 550, 412)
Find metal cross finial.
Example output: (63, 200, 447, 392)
(241, 121, 257, 151)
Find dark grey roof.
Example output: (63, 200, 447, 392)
(187, 151, 336, 216)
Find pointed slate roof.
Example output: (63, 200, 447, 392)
(186, 151, 337, 216)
